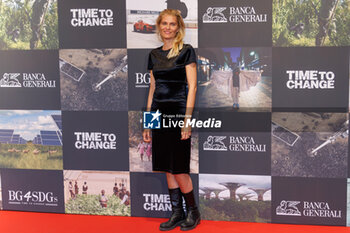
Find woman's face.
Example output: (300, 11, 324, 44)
(159, 14, 179, 40)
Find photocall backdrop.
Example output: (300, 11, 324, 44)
(0, 0, 350, 226)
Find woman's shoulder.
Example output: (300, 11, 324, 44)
(149, 46, 162, 55)
(183, 43, 193, 48)
(150, 44, 193, 53)
(182, 44, 194, 50)
(180, 44, 196, 56)
(153, 45, 167, 52)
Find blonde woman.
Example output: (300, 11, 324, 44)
(143, 9, 200, 231)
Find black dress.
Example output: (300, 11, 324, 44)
(148, 44, 197, 174)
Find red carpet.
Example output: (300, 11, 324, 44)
(0, 211, 349, 233)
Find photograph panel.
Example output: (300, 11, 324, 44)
(64, 170, 130, 216)
(199, 174, 271, 222)
(272, 112, 348, 178)
(60, 49, 128, 111)
(126, 0, 198, 48)
(0, 110, 62, 170)
(273, 0, 350, 47)
(197, 47, 272, 111)
(0, 0, 58, 50)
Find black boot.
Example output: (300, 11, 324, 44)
(180, 190, 200, 231)
(159, 188, 186, 231)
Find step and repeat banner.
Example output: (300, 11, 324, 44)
(0, 0, 350, 226)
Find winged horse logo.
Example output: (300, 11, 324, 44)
(276, 200, 301, 216)
(203, 136, 227, 151)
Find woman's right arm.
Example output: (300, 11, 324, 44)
(146, 70, 156, 111)
(143, 70, 156, 143)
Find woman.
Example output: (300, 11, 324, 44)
(143, 9, 200, 231)
(230, 65, 240, 109)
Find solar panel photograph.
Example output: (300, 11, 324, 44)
(0, 110, 62, 170)
(59, 49, 128, 111)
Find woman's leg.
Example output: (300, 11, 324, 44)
(160, 173, 186, 231)
(173, 173, 192, 193)
(166, 172, 179, 188)
(173, 174, 200, 231)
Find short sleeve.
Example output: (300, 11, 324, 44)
(147, 52, 154, 70)
(184, 45, 197, 65)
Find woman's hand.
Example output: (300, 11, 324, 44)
(143, 129, 151, 143)
(181, 118, 192, 140)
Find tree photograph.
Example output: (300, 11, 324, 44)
(0, 0, 58, 50)
(273, 0, 350, 46)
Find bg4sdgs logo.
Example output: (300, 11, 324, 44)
(8, 190, 58, 204)
(143, 110, 161, 129)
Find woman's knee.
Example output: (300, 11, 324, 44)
(173, 173, 190, 180)
(166, 172, 175, 178)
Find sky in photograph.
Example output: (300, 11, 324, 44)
(0, 110, 60, 141)
(64, 170, 129, 182)
(222, 47, 242, 63)
(199, 174, 271, 201)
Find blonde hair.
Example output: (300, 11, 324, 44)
(156, 9, 185, 58)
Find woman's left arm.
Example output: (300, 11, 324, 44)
(181, 62, 197, 140)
